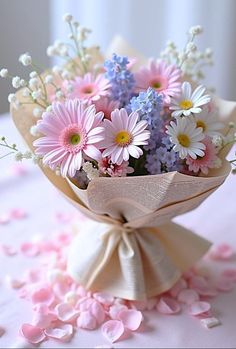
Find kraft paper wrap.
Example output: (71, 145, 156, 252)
(11, 38, 236, 300)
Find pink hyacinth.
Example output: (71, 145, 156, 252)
(186, 137, 218, 175)
(67, 73, 110, 102)
(94, 97, 120, 120)
(101, 108, 150, 165)
(134, 60, 181, 104)
(34, 99, 104, 178)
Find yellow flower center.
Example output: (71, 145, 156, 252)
(152, 81, 161, 89)
(70, 133, 81, 145)
(196, 120, 206, 132)
(178, 134, 190, 147)
(115, 130, 132, 147)
(179, 99, 193, 110)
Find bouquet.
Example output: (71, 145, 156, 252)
(1, 14, 236, 300)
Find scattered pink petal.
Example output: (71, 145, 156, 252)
(32, 305, 57, 329)
(26, 269, 42, 283)
(101, 320, 124, 343)
(189, 301, 211, 316)
(77, 311, 97, 330)
(45, 324, 73, 341)
(169, 278, 188, 298)
(31, 287, 55, 306)
(21, 242, 40, 257)
(64, 291, 78, 305)
(1, 244, 17, 256)
(157, 297, 181, 314)
(216, 278, 234, 292)
(221, 269, 236, 282)
(109, 304, 128, 320)
(146, 298, 157, 310)
(0, 213, 10, 224)
(20, 324, 46, 344)
(10, 208, 27, 220)
(209, 244, 234, 261)
(76, 297, 95, 311)
(189, 276, 216, 296)
(0, 326, 5, 337)
(177, 289, 200, 305)
(90, 301, 106, 325)
(118, 309, 142, 331)
(5, 275, 25, 289)
(93, 292, 114, 306)
(53, 280, 71, 300)
(55, 302, 79, 322)
(129, 300, 148, 311)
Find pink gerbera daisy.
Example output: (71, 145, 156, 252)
(186, 137, 218, 174)
(67, 73, 110, 102)
(34, 99, 105, 178)
(101, 108, 150, 165)
(135, 60, 181, 104)
(94, 97, 120, 120)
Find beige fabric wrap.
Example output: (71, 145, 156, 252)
(11, 38, 236, 300)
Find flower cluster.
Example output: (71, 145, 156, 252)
(1, 14, 235, 185)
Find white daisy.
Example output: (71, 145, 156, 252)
(191, 108, 223, 137)
(166, 117, 206, 159)
(170, 81, 211, 118)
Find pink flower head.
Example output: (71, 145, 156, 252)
(101, 108, 150, 165)
(98, 157, 134, 177)
(67, 73, 110, 102)
(135, 60, 181, 104)
(94, 97, 120, 120)
(34, 99, 104, 178)
(186, 137, 218, 175)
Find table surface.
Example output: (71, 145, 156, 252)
(1, 113, 236, 348)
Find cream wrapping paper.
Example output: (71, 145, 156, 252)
(11, 38, 236, 300)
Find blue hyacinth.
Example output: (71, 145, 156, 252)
(104, 53, 135, 107)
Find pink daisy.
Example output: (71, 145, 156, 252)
(134, 60, 181, 104)
(33, 99, 104, 178)
(94, 97, 120, 120)
(101, 108, 151, 165)
(98, 157, 134, 177)
(67, 73, 110, 102)
(186, 137, 218, 175)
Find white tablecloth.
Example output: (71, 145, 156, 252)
(0, 113, 236, 348)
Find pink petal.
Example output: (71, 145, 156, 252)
(90, 301, 105, 325)
(209, 244, 234, 260)
(45, 324, 73, 341)
(216, 278, 234, 292)
(101, 320, 124, 343)
(221, 269, 236, 282)
(129, 300, 148, 311)
(5, 275, 25, 289)
(146, 298, 158, 310)
(93, 292, 114, 306)
(31, 287, 55, 306)
(21, 242, 40, 257)
(20, 324, 46, 344)
(118, 309, 143, 331)
(169, 278, 188, 298)
(177, 289, 200, 305)
(156, 296, 181, 314)
(76, 297, 95, 311)
(109, 304, 128, 320)
(55, 303, 79, 322)
(32, 306, 57, 329)
(77, 311, 97, 330)
(1, 244, 17, 256)
(10, 208, 27, 219)
(189, 301, 211, 316)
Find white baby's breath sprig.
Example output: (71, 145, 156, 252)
(82, 161, 99, 181)
(19, 53, 32, 66)
(0, 136, 19, 160)
(12, 76, 21, 89)
(0, 68, 8, 78)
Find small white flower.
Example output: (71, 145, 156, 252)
(23, 151, 32, 159)
(46, 46, 56, 57)
(46, 105, 53, 112)
(166, 117, 205, 159)
(33, 107, 43, 118)
(212, 135, 223, 148)
(20, 79, 27, 87)
(229, 121, 235, 128)
(12, 76, 21, 89)
(170, 81, 211, 118)
(19, 53, 32, 66)
(29, 77, 39, 89)
(30, 71, 37, 78)
(22, 88, 30, 97)
(63, 13, 73, 23)
(44, 74, 53, 84)
(15, 152, 23, 161)
(55, 90, 64, 99)
(32, 89, 42, 100)
(189, 25, 203, 36)
(82, 162, 99, 180)
(0, 68, 8, 78)
(186, 42, 197, 52)
(52, 65, 63, 75)
(61, 70, 71, 79)
(191, 109, 223, 137)
(32, 154, 42, 164)
(59, 45, 69, 57)
(8, 93, 17, 103)
(65, 83, 74, 93)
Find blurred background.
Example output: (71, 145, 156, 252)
(0, 0, 236, 115)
